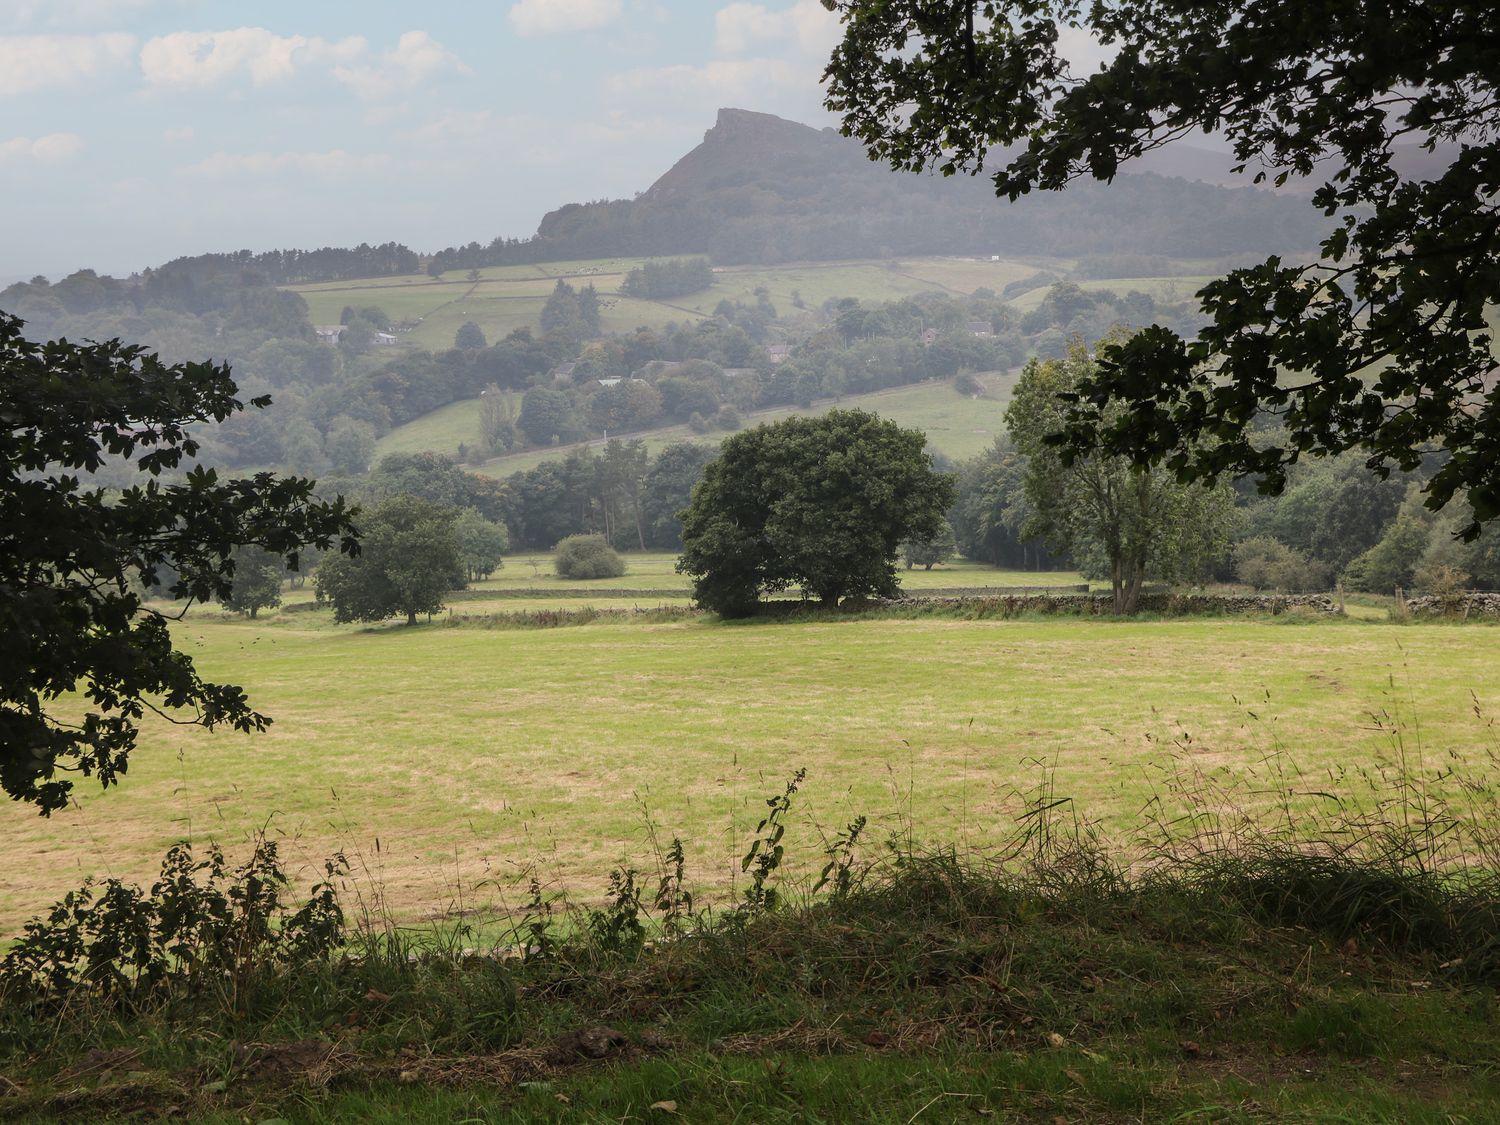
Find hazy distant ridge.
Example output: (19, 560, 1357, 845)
(428, 108, 1328, 275)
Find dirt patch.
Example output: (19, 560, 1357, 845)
(714, 1021, 852, 1056)
(3, 1072, 186, 1123)
(232, 1039, 347, 1085)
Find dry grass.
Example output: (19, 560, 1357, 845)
(5, 612, 1499, 935)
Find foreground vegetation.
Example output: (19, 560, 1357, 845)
(5, 770, 1500, 1123)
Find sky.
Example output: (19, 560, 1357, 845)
(0, 0, 850, 281)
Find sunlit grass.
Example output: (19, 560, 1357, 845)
(6, 610, 1497, 937)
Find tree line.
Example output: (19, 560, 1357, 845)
(949, 340, 1500, 606)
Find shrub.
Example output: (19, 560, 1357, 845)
(715, 404, 742, 431)
(954, 372, 984, 397)
(1233, 536, 1330, 592)
(554, 534, 626, 579)
(0, 837, 345, 1008)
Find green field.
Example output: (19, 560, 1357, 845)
(290, 257, 709, 350)
(1003, 273, 1220, 312)
(377, 373, 1021, 470)
(285, 255, 1103, 353)
(456, 553, 1082, 592)
(286, 254, 1228, 353)
(5, 606, 1496, 936)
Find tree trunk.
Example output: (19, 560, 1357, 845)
(407, 609, 417, 626)
(1120, 557, 1147, 614)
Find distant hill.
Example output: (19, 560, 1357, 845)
(429, 108, 1329, 274)
(1132, 139, 1460, 191)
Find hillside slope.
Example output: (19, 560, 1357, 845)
(376, 373, 1020, 477)
(432, 108, 1329, 272)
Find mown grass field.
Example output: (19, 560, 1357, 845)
(5, 602, 1497, 939)
(378, 373, 1022, 470)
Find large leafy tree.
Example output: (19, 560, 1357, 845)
(0, 313, 357, 814)
(219, 545, 285, 619)
(454, 508, 509, 582)
(677, 410, 956, 616)
(315, 495, 462, 626)
(822, 0, 1500, 533)
(1007, 346, 1236, 613)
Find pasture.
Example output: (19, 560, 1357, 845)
(283, 253, 1218, 353)
(5, 598, 1497, 937)
(378, 372, 1023, 470)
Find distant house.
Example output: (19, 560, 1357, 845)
(766, 345, 793, 364)
(375, 332, 398, 346)
(550, 361, 577, 383)
(598, 377, 624, 387)
(920, 328, 939, 345)
(314, 325, 346, 343)
(967, 320, 995, 338)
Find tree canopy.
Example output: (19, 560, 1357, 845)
(822, 0, 1500, 533)
(315, 495, 462, 626)
(1006, 345, 1235, 612)
(219, 545, 285, 619)
(0, 313, 356, 814)
(677, 410, 955, 616)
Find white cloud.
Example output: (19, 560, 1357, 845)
(714, 1, 838, 56)
(616, 2, 841, 122)
(139, 28, 363, 88)
(605, 57, 809, 108)
(0, 32, 134, 94)
(177, 149, 389, 180)
(508, 0, 623, 37)
(0, 132, 84, 163)
(162, 125, 194, 142)
(333, 31, 464, 100)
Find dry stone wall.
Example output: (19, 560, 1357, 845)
(873, 592, 1341, 616)
(1404, 592, 1500, 617)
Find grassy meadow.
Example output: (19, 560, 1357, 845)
(6, 595, 1498, 938)
(378, 372, 1023, 471)
(284, 254, 1146, 353)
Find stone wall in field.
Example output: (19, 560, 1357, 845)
(874, 592, 1342, 616)
(1404, 592, 1500, 617)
